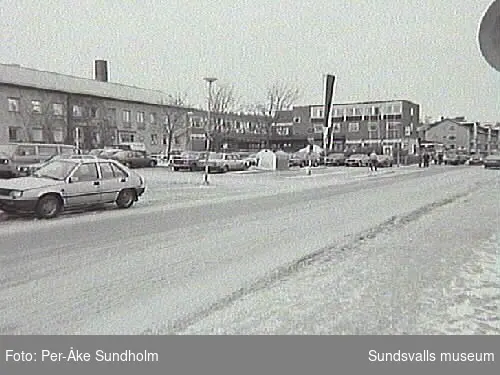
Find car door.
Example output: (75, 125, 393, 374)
(97, 161, 123, 203)
(64, 162, 102, 208)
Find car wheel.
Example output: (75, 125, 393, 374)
(116, 189, 136, 209)
(173, 167, 179, 171)
(189, 164, 196, 172)
(149, 160, 157, 168)
(36, 194, 62, 219)
(223, 165, 229, 173)
(124, 162, 132, 168)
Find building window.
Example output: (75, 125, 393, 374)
(387, 122, 401, 139)
(393, 103, 402, 114)
(354, 107, 362, 116)
(332, 123, 341, 133)
(371, 106, 379, 115)
(90, 107, 99, 118)
(448, 135, 456, 140)
(368, 122, 379, 138)
(314, 125, 323, 133)
(151, 134, 158, 145)
(276, 127, 290, 136)
(310, 107, 324, 119)
(32, 100, 42, 114)
(108, 108, 117, 121)
(410, 107, 414, 116)
(8, 98, 20, 112)
(137, 111, 145, 123)
(8, 127, 19, 141)
(404, 126, 411, 136)
(72, 105, 83, 117)
(53, 103, 64, 116)
(191, 117, 202, 128)
(348, 122, 359, 132)
(32, 128, 43, 142)
(293, 116, 301, 123)
(119, 132, 135, 143)
(150, 113, 156, 123)
(53, 128, 64, 143)
(122, 110, 131, 123)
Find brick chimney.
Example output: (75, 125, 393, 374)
(94, 60, 108, 82)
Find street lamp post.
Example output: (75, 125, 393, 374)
(203, 77, 217, 185)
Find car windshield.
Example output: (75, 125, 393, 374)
(350, 154, 365, 158)
(33, 160, 77, 180)
(100, 150, 120, 157)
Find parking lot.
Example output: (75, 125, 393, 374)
(1, 161, 472, 226)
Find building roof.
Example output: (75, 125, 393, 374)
(303, 99, 419, 107)
(0, 62, 171, 106)
(427, 118, 499, 133)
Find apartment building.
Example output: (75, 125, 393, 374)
(271, 100, 420, 155)
(424, 117, 499, 154)
(0, 61, 270, 154)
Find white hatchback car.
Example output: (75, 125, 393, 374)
(0, 156, 146, 219)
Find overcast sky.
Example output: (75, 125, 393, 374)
(1, 0, 499, 122)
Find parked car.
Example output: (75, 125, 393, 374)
(16, 154, 100, 176)
(0, 143, 77, 178)
(0, 157, 146, 219)
(376, 154, 394, 167)
(242, 153, 259, 167)
(468, 155, 483, 165)
(171, 151, 206, 171)
(483, 152, 500, 169)
(289, 152, 321, 168)
(108, 150, 157, 168)
(324, 153, 345, 166)
(444, 151, 468, 165)
(345, 154, 370, 167)
(201, 152, 247, 173)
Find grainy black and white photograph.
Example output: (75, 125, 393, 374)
(0, 0, 499, 336)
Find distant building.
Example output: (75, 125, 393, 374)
(273, 100, 420, 156)
(0, 62, 270, 153)
(424, 117, 499, 154)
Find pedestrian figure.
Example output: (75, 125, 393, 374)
(423, 152, 430, 168)
(418, 153, 423, 168)
(437, 153, 443, 165)
(369, 151, 378, 171)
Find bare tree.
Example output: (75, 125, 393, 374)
(162, 92, 189, 159)
(210, 84, 240, 114)
(66, 96, 113, 150)
(247, 81, 300, 148)
(16, 90, 65, 143)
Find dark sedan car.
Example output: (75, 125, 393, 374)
(483, 153, 500, 169)
(324, 153, 345, 166)
(171, 151, 206, 171)
(108, 150, 158, 168)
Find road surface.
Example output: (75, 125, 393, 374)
(0, 166, 498, 334)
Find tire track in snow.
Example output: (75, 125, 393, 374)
(147, 183, 483, 335)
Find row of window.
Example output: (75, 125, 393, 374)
(8, 126, 65, 142)
(310, 104, 415, 119)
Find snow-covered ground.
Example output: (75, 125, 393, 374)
(0, 166, 497, 334)
(179, 178, 500, 335)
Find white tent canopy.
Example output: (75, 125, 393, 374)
(297, 145, 324, 154)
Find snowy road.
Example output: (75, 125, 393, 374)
(0, 166, 498, 334)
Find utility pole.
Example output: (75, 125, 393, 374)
(202, 77, 217, 185)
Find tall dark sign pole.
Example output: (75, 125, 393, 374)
(323, 74, 336, 152)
